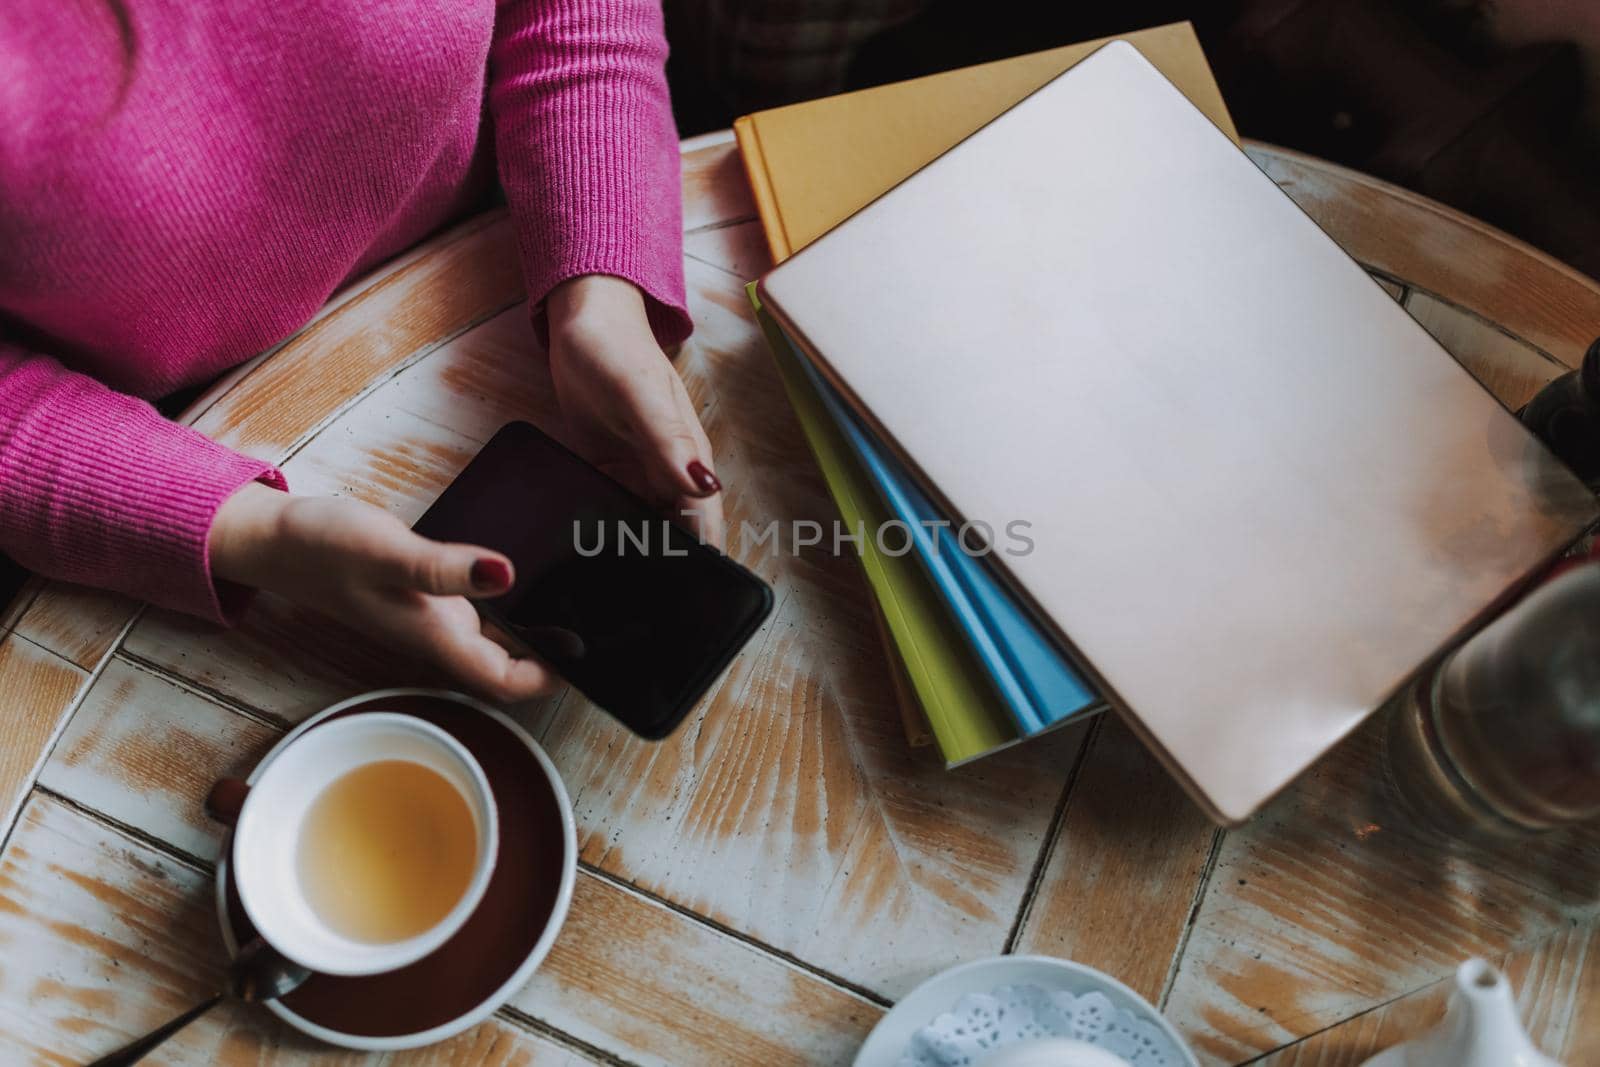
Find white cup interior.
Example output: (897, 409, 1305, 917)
(233, 712, 498, 976)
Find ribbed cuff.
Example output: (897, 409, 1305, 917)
(0, 368, 286, 625)
(201, 467, 289, 626)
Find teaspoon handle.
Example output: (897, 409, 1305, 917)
(85, 993, 224, 1066)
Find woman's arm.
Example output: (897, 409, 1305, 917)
(488, 0, 689, 347)
(0, 342, 555, 700)
(487, 0, 724, 544)
(0, 343, 284, 623)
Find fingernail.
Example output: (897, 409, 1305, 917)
(687, 460, 722, 495)
(471, 558, 512, 592)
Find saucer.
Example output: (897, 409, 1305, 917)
(213, 688, 577, 1051)
(852, 956, 1199, 1067)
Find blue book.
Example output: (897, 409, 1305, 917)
(781, 330, 1101, 734)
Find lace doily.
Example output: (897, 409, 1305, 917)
(896, 984, 1185, 1067)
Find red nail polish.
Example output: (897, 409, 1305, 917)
(471, 558, 512, 592)
(687, 460, 722, 495)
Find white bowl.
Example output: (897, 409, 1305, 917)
(979, 1037, 1133, 1067)
(852, 955, 1198, 1067)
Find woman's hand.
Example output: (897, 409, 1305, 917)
(205, 276, 715, 702)
(545, 275, 724, 547)
(209, 483, 556, 703)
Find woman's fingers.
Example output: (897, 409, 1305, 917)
(612, 370, 728, 549)
(351, 512, 514, 597)
(432, 623, 557, 703)
(671, 381, 726, 547)
(372, 592, 556, 703)
(617, 361, 721, 507)
(267, 498, 551, 704)
(544, 299, 726, 548)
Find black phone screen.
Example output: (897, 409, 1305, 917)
(412, 422, 774, 738)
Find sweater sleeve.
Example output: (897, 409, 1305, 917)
(487, 0, 692, 348)
(0, 344, 286, 624)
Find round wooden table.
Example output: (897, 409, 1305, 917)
(0, 133, 1597, 1066)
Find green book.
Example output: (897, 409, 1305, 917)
(747, 284, 1016, 764)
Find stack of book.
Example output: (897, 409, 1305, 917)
(737, 24, 1239, 766)
(736, 27, 1596, 821)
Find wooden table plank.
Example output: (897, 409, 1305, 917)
(685, 219, 773, 281)
(274, 396, 484, 518)
(517, 873, 881, 1066)
(122, 593, 425, 728)
(0, 576, 39, 637)
(1012, 716, 1219, 1006)
(189, 213, 524, 465)
(682, 135, 758, 234)
(0, 635, 90, 838)
(11, 584, 138, 672)
(381, 307, 565, 448)
(125, 538, 1072, 1006)
(38, 658, 281, 860)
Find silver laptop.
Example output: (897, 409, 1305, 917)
(758, 41, 1597, 823)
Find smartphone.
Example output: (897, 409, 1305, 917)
(412, 422, 774, 738)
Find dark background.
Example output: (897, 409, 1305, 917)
(668, 0, 1600, 283)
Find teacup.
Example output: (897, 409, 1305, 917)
(226, 712, 499, 976)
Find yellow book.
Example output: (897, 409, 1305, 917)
(735, 22, 1238, 262)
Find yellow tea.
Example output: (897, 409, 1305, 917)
(296, 759, 477, 944)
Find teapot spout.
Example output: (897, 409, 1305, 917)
(1360, 959, 1561, 1067)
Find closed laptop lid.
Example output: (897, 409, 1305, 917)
(758, 41, 1598, 822)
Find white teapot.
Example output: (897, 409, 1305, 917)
(1361, 959, 1561, 1067)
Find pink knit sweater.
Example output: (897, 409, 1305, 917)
(0, 0, 689, 623)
